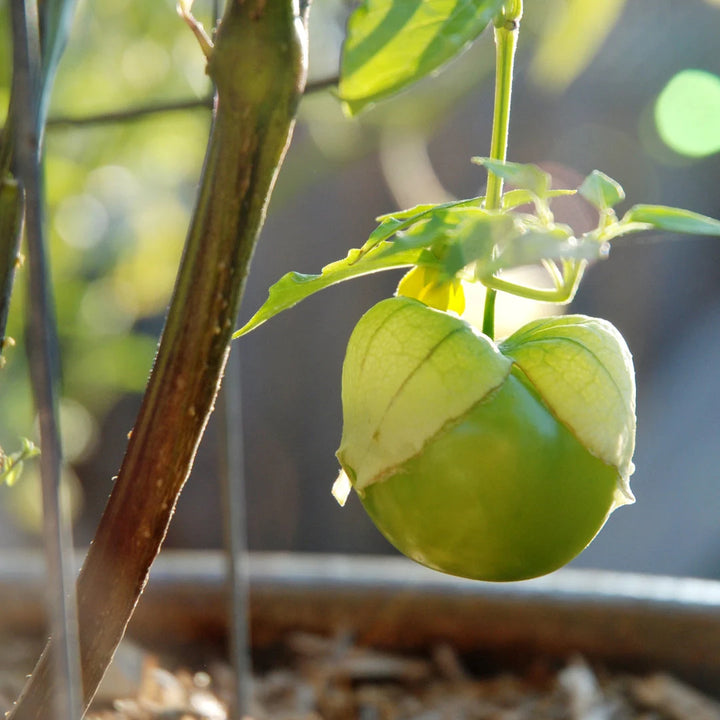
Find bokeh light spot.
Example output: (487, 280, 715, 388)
(655, 69, 720, 158)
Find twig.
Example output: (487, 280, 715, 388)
(46, 96, 215, 128)
(45, 76, 337, 129)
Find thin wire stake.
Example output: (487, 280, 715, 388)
(213, 3, 252, 714)
(219, 347, 252, 719)
(9, 2, 83, 718)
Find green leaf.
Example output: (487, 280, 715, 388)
(235, 201, 491, 338)
(339, 0, 504, 115)
(234, 243, 424, 338)
(473, 157, 551, 198)
(502, 188, 575, 211)
(371, 196, 483, 245)
(578, 170, 625, 211)
(595, 222, 654, 243)
(490, 226, 603, 272)
(375, 196, 483, 224)
(235, 200, 613, 338)
(439, 212, 515, 275)
(412, 208, 602, 278)
(622, 204, 720, 236)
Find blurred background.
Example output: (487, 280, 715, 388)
(1, 0, 719, 579)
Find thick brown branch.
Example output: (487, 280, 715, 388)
(8, 1, 308, 717)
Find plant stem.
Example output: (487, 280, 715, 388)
(8, 1, 308, 717)
(482, 0, 522, 339)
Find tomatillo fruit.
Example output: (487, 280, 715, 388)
(335, 296, 635, 582)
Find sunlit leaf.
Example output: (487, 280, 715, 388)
(596, 222, 653, 242)
(235, 195, 617, 338)
(473, 157, 551, 198)
(622, 205, 720, 236)
(491, 226, 603, 271)
(234, 243, 425, 337)
(502, 188, 575, 210)
(371, 196, 483, 245)
(339, 0, 504, 115)
(438, 212, 514, 275)
(375, 196, 483, 224)
(579, 170, 625, 211)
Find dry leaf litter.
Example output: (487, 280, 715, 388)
(5, 632, 716, 720)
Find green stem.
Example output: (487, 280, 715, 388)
(481, 261, 585, 304)
(482, 0, 522, 338)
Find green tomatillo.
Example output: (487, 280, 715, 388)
(334, 296, 635, 582)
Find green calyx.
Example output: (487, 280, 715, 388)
(336, 297, 512, 492)
(501, 315, 636, 497)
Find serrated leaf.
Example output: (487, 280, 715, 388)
(235, 201, 492, 338)
(578, 170, 625, 211)
(375, 196, 483, 224)
(339, 0, 504, 115)
(234, 243, 424, 337)
(473, 157, 551, 198)
(235, 202, 613, 338)
(622, 205, 720, 236)
(371, 196, 483, 246)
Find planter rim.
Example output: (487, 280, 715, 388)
(3, 550, 720, 692)
(162, 550, 720, 608)
(1, 548, 720, 608)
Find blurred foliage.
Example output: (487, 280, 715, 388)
(1, 0, 213, 430)
(0, 438, 39, 487)
(0, 0, 216, 530)
(527, 0, 627, 93)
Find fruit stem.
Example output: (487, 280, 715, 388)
(482, 0, 522, 339)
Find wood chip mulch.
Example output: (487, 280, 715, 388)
(71, 632, 720, 720)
